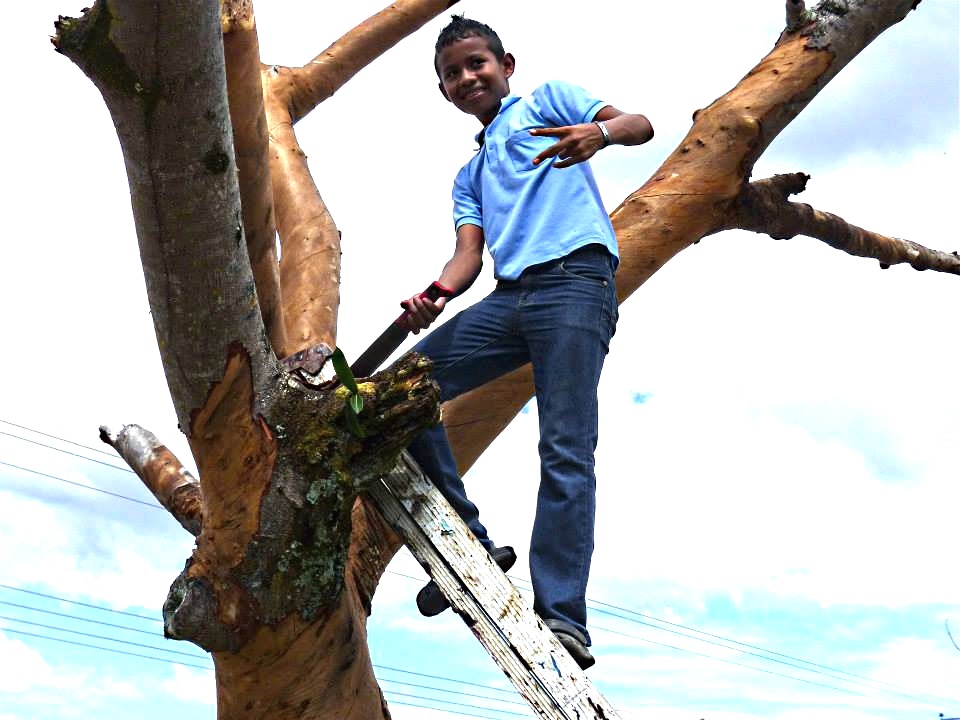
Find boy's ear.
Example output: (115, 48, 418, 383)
(502, 52, 516, 79)
(438, 81, 452, 102)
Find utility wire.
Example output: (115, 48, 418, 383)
(1, 627, 211, 672)
(586, 594, 951, 703)
(0, 460, 158, 509)
(383, 691, 530, 718)
(0, 584, 161, 623)
(0, 616, 210, 660)
(4, 626, 519, 720)
(4, 421, 955, 710)
(388, 699, 518, 720)
(1, 597, 528, 708)
(0, 589, 524, 702)
(0, 419, 119, 457)
(0, 431, 132, 474)
(380, 678, 526, 707)
(388, 559, 957, 708)
(593, 622, 940, 711)
(0, 601, 163, 637)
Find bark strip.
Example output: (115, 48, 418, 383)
(100, 424, 202, 536)
(222, 1, 289, 357)
(722, 174, 960, 273)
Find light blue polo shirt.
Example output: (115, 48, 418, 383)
(452, 80, 618, 281)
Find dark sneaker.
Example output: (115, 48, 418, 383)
(544, 618, 596, 670)
(416, 545, 517, 617)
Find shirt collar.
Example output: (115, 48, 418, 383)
(475, 94, 521, 145)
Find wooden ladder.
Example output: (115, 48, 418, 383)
(368, 451, 621, 720)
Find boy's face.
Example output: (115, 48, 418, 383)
(437, 36, 515, 125)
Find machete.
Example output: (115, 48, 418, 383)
(350, 281, 454, 377)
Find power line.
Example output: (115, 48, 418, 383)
(9, 416, 922, 702)
(4, 625, 520, 720)
(0, 601, 164, 637)
(388, 558, 957, 709)
(593, 622, 941, 711)
(380, 678, 526, 707)
(1, 627, 211, 672)
(388, 699, 520, 720)
(383, 690, 530, 718)
(0, 584, 160, 623)
(0, 419, 119, 458)
(585, 594, 950, 703)
(0, 589, 524, 702)
(0, 615, 210, 660)
(0, 460, 159, 509)
(4, 421, 955, 712)
(0, 430, 132, 474)
(587, 604, 951, 707)
(2, 597, 527, 707)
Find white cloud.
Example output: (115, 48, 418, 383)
(160, 665, 216, 706)
(0, 632, 56, 695)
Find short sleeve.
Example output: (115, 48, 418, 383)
(532, 80, 608, 128)
(452, 164, 482, 231)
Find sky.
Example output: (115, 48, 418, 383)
(0, 1, 958, 719)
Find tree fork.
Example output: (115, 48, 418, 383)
(97, 350, 438, 652)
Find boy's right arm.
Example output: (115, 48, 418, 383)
(399, 223, 484, 333)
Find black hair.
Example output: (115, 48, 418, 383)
(434, 15, 505, 72)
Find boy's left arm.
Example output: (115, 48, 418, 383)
(531, 106, 653, 169)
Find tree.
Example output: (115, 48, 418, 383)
(49, 0, 957, 718)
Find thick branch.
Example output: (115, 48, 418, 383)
(278, 0, 459, 123)
(99, 424, 202, 536)
(222, 1, 289, 357)
(54, 1, 276, 430)
(722, 174, 960, 274)
(263, 79, 342, 354)
(441, 0, 926, 475)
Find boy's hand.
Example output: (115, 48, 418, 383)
(530, 123, 606, 169)
(399, 293, 448, 334)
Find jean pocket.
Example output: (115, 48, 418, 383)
(559, 257, 612, 285)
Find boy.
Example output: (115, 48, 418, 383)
(400, 16, 653, 670)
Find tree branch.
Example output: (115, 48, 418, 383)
(54, 0, 276, 430)
(222, 0, 290, 357)
(100, 424, 202, 536)
(279, 0, 459, 123)
(720, 173, 960, 274)
(264, 77, 342, 354)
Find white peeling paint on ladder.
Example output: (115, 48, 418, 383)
(369, 451, 621, 720)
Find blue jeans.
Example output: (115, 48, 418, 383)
(408, 243, 618, 643)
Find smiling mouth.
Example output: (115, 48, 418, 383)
(461, 88, 485, 101)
